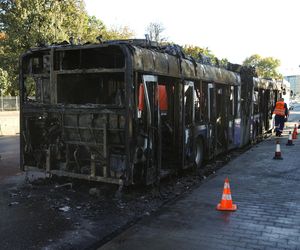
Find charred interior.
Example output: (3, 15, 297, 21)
(21, 45, 127, 185)
(57, 73, 125, 105)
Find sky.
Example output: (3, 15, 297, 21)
(84, 0, 300, 75)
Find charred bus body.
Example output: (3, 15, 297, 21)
(250, 78, 281, 142)
(20, 40, 282, 186)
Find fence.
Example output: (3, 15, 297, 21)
(0, 96, 19, 111)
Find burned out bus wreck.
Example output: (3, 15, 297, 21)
(20, 39, 279, 186)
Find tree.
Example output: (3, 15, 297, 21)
(0, 0, 92, 95)
(145, 22, 166, 43)
(0, 68, 9, 95)
(243, 54, 282, 79)
(103, 25, 134, 41)
(182, 45, 214, 59)
(83, 15, 106, 43)
(182, 44, 228, 67)
(0, 0, 89, 49)
(0, 0, 133, 95)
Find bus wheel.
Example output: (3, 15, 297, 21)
(194, 137, 204, 169)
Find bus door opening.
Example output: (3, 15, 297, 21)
(215, 84, 228, 153)
(183, 81, 195, 167)
(137, 75, 161, 184)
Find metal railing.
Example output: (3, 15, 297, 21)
(0, 96, 19, 111)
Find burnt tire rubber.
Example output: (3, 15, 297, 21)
(194, 137, 204, 169)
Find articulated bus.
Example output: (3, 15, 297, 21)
(20, 39, 282, 186)
(251, 78, 281, 142)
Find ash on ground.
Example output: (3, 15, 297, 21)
(1, 153, 236, 250)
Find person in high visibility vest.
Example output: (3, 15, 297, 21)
(273, 97, 289, 136)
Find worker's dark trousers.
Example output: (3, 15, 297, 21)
(274, 115, 285, 134)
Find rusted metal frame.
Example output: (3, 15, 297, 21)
(75, 114, 82, 145)
(50, 48, 56, 104)
(50, 170, 123, 184)
(63, 125, 123, 132)
(19, 55, 25, 171)
(172, 79, 181, 169)
(22, 105, 126, 115)
(120, 45, 134, 185)
(25, 166, 123, 185)
(53, 43, 111, 52)
(46, 147, 51, 172)
(156, 83, 162, 186)
(181, 78, 186, 169)
(102, 121, 108, 178)
(64, 141, 105, 147)
(90, 153, 96, 177)
(23, 73, 49, 78)
(54, 68, 125, 74)
(131, 72, 139, 182)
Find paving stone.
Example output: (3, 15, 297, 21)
(100, 134, 300, 250)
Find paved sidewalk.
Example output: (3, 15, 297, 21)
(100, 131, 300, 250)
(0, 111, 19, 135)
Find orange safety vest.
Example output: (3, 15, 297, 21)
(273, 101, 285, 116)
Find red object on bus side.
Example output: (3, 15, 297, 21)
(138, 84, 168, 111)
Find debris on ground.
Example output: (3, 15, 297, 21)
(8, 201, 19, 206)
(58, 206, 71, 212)
(89, 187, 100, 197)
(0, 146, 251, 249)
(55, 183, 73, 189)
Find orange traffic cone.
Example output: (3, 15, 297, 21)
(286, 131, 294, 146)
(273, 141, 283, 160)
(292, 124, 298, 139)
(294, 124, 298, 135)
(216, 178, 237, 211)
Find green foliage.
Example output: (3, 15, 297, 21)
(83, 15, 106, 43)
(0, 0, 134, 95)
(243, 54, 282, 79)
(182, 45, 228, 67)
(183, 45, 213, 58)
(1, 0, 86, 49)
(0, 67, 9, 95)
(103, 25, 134, 41)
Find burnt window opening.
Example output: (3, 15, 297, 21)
(201, 82, 209, 122)
(23, 53, 50, 75)
(23, 75, 51, 103)
(194, 81, 203, 123)
(24, 76, 36, 101)
(253, 90, 259, 114)
(184, 82, 194, 126)
(57, 73, 125, 105)
(54, 46, 125, 70)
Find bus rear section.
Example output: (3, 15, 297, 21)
(20, 44, 132, 185)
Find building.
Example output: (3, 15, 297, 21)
(284, 75, 300, 97)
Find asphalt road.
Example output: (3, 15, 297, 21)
(0, 135, 20, 181)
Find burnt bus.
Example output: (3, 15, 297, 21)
(250, 78, 281, 142)
(19, 39, 277, 186)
